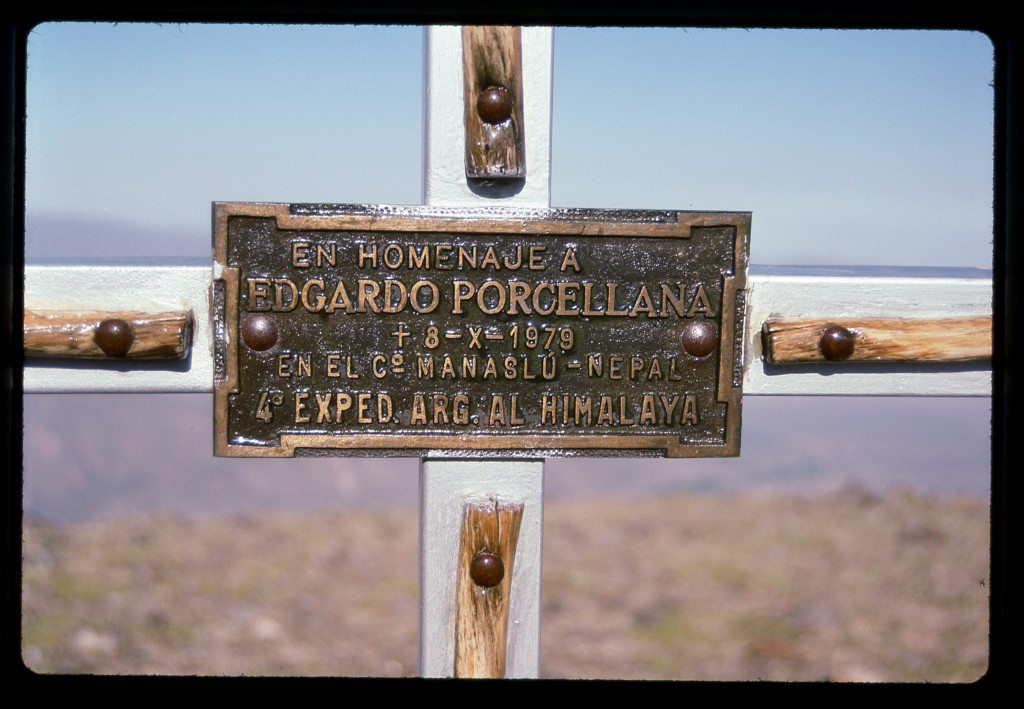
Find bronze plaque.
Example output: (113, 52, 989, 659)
(213, 203, 749, 457)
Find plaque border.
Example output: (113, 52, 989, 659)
(213, 202, 750, 458)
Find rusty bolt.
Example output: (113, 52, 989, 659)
(241, 314, 278, 351)
(819, 324, 855, 361)
(470, 551, 504, 588)
(681, 320, 717, 358)
(94, 318, 134, 357)
(477, 85, 513, 124)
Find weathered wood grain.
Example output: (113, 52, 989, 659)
(453, 498, 524, 678)
(462, 26, 525, 180)
(762, 316, 991, 364)
(24, 309, 193, 359)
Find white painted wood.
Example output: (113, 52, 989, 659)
(423, 26, 552, 208)
(23, 267, 994, 397)
(419, 459, 543, 678)
(23, 265, 213, 393)
(419, 25, 553, 679)
(744, 275, 992, 396)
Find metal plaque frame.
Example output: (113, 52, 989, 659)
(213, 203, 749, 458)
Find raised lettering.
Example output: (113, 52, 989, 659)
(292, 242, 311, 268)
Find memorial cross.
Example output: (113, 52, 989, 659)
(22, 26, 993, 679)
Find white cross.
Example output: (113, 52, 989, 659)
(22, 25, 993, 679)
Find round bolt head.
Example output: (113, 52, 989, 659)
(470, 551, 504, 588)
(477, 85, 513, 124)
(94, 318, 134, 357)
(819, 324, 855, 360)
(681, 320, 717, 358)
(241, 314, 278, 351)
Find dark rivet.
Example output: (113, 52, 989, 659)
(94, 319, 134, 357)
(681, 320, 717, 357)
(241, 314, 278, 351)
(819, 324, 855, 360)
(470, 551, 504, 588)
(477, 85, 513, 124)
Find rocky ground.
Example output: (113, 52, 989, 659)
(21, 486, 990, 681)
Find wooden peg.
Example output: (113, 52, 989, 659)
(762, 316, 992, 364)
(454, 497, 524, 678)
(462, 26, 525, 181)
(24, 309, 193, 359)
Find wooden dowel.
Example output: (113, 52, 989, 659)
(762, 316, 991, 365)
(462, 26, 525, 181)
(454, 497, 524, 678)
(24, 309, 193, 360)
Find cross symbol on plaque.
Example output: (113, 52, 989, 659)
(391, 323, 411, 348)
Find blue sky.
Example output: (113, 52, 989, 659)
(550, 28, 994, 266)
(25, 24, 994, 267)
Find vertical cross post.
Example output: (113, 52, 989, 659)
(418, 25, 553, 679)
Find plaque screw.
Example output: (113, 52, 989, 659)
(681, 320, 717, 357)
(241, 314, 278, 351)
(94, 318, 134, 357)
(819, 324, 855, 360)
(469, 551, 504, 588)
(477, 85, 513, 124)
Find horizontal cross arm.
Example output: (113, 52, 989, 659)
(23, 265, 991, 396)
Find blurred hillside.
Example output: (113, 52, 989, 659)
(22, 488, 989, 681)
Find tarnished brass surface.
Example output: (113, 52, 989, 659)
(213, 203, 750, 457)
